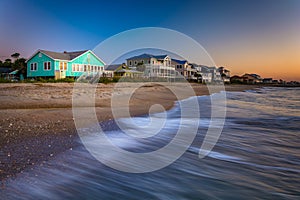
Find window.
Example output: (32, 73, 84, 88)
(63, 62, 67, 70)
(148, 60, 151, 64)
(39, 53, 42, 58)
(134, 61, 137, 65)
(84, 65, 87, 72)
(30, 63, 37, 71)
(44, 62, 51, 70)
(59, 62, 67, 71)
(129, 61, 132, 66)
(91, 66, 94, 71)
(76, 64, 79, 72)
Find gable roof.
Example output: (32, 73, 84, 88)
(105, 64, 124, 71)
(171, 58, 188, 65)
(127, 53, 168, 60)
(39, 50, 88, 60)
(243, 73, 262, 79)
(27, 49, 89, 62)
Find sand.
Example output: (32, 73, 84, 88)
(0, 82, 260, 181)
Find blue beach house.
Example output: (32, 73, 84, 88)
(26, 50, 108, 79)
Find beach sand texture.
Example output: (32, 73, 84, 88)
(0, 83, 259, 180)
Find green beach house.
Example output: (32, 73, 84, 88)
(27, 50, 108, 79)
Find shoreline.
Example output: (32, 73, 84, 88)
(0, 83, 261, 181)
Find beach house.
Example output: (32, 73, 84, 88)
(126, 54, 172, 69)
(126, 54, 175, 78)
(27, 50, 108, 79)
(218, 66, 231, 83)
(241, 73, 263, 84)
(105, 63, 143, 77)
(171, 59, 197, 81)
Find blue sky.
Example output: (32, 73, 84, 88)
(0, 0, 299, 80)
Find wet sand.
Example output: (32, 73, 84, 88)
(0, 83, 260, 181)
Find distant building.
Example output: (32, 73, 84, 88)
(171, 59, 197, 80)
(126, 54, 175, 79)
(230, 75, 243, 83)
(196, 65, 213, 83)
(0, 66, 12, 78)
(262, 78, 273, 84)
(126, 54, 171, 69)
(218, 66, 231, 83)
(241, 73, 262, 84)
(105, 63, 142, 77)
(207, 66, 222, 82)
(27, 49, 110, 79)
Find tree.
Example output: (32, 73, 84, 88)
(5, 58, 12, 63)
(11, 53, 20, 60)
(13, 58, 27, 78)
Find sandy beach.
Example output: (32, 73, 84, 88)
(0, 83, 260, 181)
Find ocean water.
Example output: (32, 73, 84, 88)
(1, 87, 300, 199)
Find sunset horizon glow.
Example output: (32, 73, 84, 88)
(0, 0, 299, 81)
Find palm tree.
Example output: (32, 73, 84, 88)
(5, 58, 12, 63)
(11, 53, 20, 60)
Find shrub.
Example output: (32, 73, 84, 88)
(0, 78, 11, 83)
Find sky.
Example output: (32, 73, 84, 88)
(0, 0, 299, 81)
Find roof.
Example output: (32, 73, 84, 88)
(0, 67, 12, 74)
(9, 70, 19, 75)
(27, 49, 106, 65)
(116, 69, 143, 73)
(243, 73, 262, 79)
(230, 75, 242, 79)
(171, 59, 188, 65)
(39, 50, 88, 60)
(127, 53, 168, 60)
(189, 63, 199, 68)
(105, 64, 123, 71)
(200, 67, 211, 73)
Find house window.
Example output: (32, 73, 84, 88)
(30, 63, 37, 71)
(60, 62, 67, 71)
(91, 66, 94, 71)
(134, 61, 137, 65)
(84, 65, 87, 72)
(39, 53, 42, 58)
(44, 62, 51, 70)
(129, 61, 132, 66)
(63, 62, 67, 70)
(148, 60, 151, 64)
(75, 64, 79, 72)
